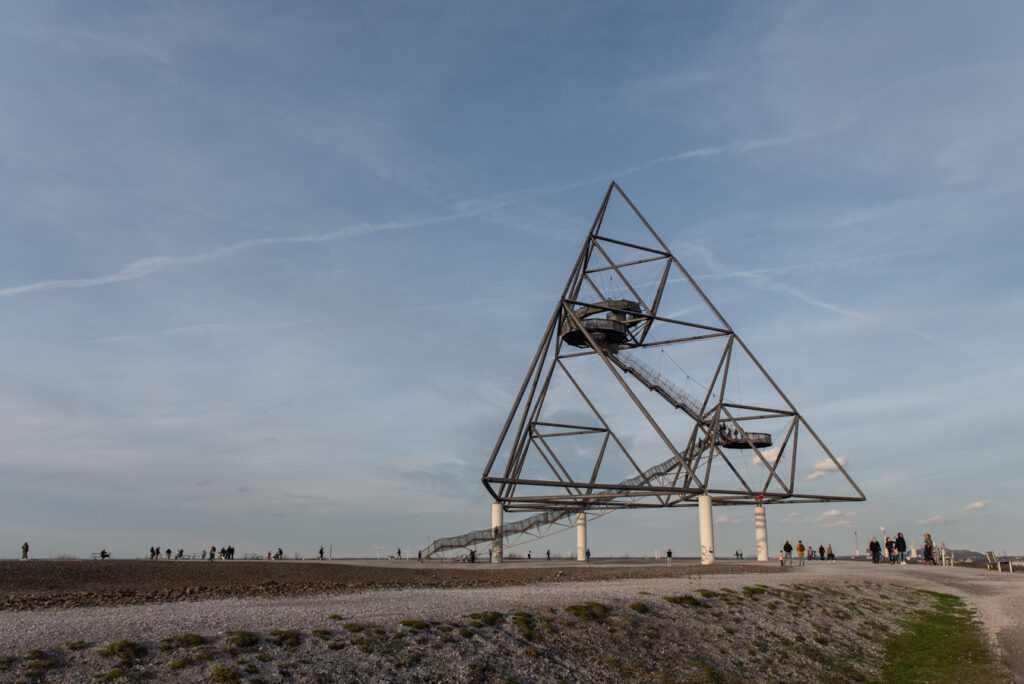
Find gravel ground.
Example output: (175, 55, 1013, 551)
(0, 559, 1019, 682)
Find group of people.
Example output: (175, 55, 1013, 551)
(868, 533, 908, 564)
(781, 540, 835, 566)
(148, 545, 237, 560)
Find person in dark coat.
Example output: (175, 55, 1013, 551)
(895, 533, 907, 565)
(869, 537, 882, 563)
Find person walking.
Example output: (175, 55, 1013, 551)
(319, 545, 325, 561)
(796, 540, 806, 567)
(818, 544, 826, 561)
(895, 533, 907, 565)
(667, 548, 672, 566)
(923, 533, 935, 565)
(20, 542, 29, 560)
(884, 537, 895, 564)
(826, 544, 834, 562)
(210, 545, 216, 561)
(585, 548, 591, 563)
(783, 540, 793, 566)
(546, 549, 550, 561)
(779, 549, 785, 566)
(869, 537, 882, 564)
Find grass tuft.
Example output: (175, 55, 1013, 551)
(400, 619, 431, 630)
(663, 595, 702, 607)
(267, 630, 301, 648)
(564, 602, 609, 620)
(628, 601, 649, 614)
(224, 630, 259, 648)
(210, 664, 242, 682)
(98, 639, 147, 666)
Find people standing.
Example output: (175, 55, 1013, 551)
(21, 542, 29, 560)
(869, 537, 882, 564)
(826, 544, 834, 562)
(884, 537, 895, 564)
(895, 533, 907, 565)
(585, 548, 591, 563)
(210, 545, 216, 561)
(783, 540, 793, 566)
(779, 549, 784, 566)
(818, 544, 826, 561)
(546, 549, 550, 561)
(796, 540, 806, 567)
(667, 548, 672, 566)
(319, 546, 325, 561)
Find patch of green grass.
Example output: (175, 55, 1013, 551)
(267, 630, 301, 647)
(311, 629, 332, 640)
(467, 611, 503, 625)
(0, 655, 15, 672)
(64, 640, 90, 651)
(210, 664, 242, 682)
(698, 589, 718, 598)
(241, 661, 258, 674)
(224, 630, 259, 648)
(628, 601, 649, 614)
(255, 653, 274, 662)
(95, 668, 128, 681)
(881, 590, 1012, 683)
(343, 623, 365, 633)
(328, 640, 346, 650)
(510, 613, 541, 641)
(328, 613, 343, 620)
(663, 595, 701, 607)
(741, 586, 765, 597)
(169, 659, 188, 670)
(98, 640, 147, 665)
(458, 628, 473, 638)
(161, 632, 206, 650)
(564, 602, 609, 621)
(400, 619, 431, 630)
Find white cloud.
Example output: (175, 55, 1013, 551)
(814, 509, 853, 528)
(806, 456, 849, 481)
(714, 514, 741, 525)
(964, 500, 989, 511)
(916, 513, 964, 527)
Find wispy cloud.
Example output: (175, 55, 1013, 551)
(916, 513, 962, 527)
(806, 456, 849, 481)
(1, 131, 809, 301)
(0, 216, 448, 299)
(814, 509, 853, 528)
(964, 500, 989, 511)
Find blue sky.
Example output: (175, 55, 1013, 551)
(2, 2, 1022, 559)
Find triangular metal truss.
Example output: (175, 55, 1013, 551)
(481, 182, 864, 515)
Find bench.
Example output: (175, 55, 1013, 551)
(985, 551, 1013, 573)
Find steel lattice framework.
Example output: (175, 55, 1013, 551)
(481, 182, 865, 515)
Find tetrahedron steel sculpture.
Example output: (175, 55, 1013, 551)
(482, 182, 864, 515)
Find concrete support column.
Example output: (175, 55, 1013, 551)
(755, 504, 768, 562)
(698, 494, 714, 565)
(576, 511, 587, 561)
(491, 502, 503, 564)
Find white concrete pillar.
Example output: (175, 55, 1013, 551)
(576, 511, 587, 561)
(491, 502, 503, 564)
(754, 504, 768, 562)
(698, 494, 714, 565)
